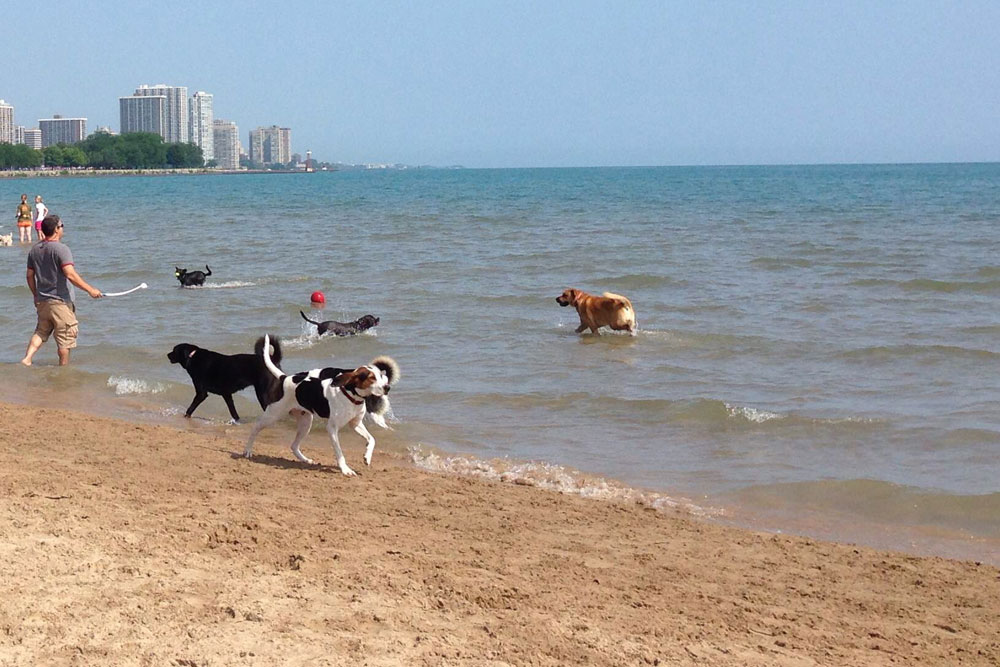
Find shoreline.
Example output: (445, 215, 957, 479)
(0, 168, 307, 179)
(0, 400, 997, 665)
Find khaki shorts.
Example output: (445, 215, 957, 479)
(34, 300, 79, 349)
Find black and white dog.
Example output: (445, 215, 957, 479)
(300, 311, 380, 336)
(167, 336, 283, 422)
(175, 265, 212, 287)
(243, 334, 400, 476)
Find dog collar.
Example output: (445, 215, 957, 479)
(340, 387, 364, 405)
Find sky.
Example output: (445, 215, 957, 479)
(3, 0, 998, 168)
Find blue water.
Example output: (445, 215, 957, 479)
(2, 164, 999, 562)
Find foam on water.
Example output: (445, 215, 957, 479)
(408, 444, 722, 518)
(107, 375, 166, 396)
(182, 280, 258, 289)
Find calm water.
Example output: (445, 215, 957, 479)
(2, 165, 999, 562)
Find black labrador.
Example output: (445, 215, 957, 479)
(300, 311, 380, 336)
(175, 265, 212, 286)
(167, 335, 283, 422)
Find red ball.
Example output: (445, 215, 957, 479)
(310, 291, 325, 304)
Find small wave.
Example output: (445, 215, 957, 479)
(598, 274, 679, 289)
(183, 280, 257, 289)
(850, 277, 1000, 293)
(107, 375, 166, 396)
(408, 445, 721, 518)
(726, 403, 784, 424)
(838, 344, 1000, 363)
(750, 256, 813, 270)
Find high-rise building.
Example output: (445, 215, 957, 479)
(189, 91, 214, 161)
(13, 125, 25, 145)
(0, 99, 13, 144)
(120, 95, 165, 136)
(212, 119, 240, 170)
(134, 84, 188, 143)
(39, 115, 87, 147)
(23, 128, 41, 149)
(248, 125, 292, 165)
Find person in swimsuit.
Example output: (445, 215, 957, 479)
(33, 195, 48, 242)
(15, 194, 33, 243)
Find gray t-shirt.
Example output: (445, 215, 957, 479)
(27, 240, 76, 304)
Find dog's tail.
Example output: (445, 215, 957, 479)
(370, 355, 400, 385)
(204, 265, 212, 277)
(254, 334, 282, 369)
(300, 310, 321, 327)
(259, 334, 285, 381)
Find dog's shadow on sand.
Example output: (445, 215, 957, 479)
(228, 451, 344, 474)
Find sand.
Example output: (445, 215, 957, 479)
(0, 401, 997, 666)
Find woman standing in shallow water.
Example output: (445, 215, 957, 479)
(33, 195, 48, 242)
(15, 194, 32, 243)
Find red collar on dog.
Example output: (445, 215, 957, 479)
(341, 387, 364, 405)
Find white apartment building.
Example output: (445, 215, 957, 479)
(134, 84, 188, 143)
(39, 115, 87, 147)
(0, 100, 13, 144)
(248, 125, 292, 165)
(119, 95, 165, 136)
(23, 128, 41, 149)
(212, 119, 240, 170)
(189, 91, 214, 161)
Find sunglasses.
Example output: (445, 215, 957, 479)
(56, 223, 64, 229)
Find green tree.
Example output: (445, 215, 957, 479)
(42, 145, 66, 167)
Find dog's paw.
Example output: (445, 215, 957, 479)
(339, 464, 357, 476)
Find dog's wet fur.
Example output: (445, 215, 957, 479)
(175, 265, 212, 287)
(300, 311, 380, 336)
(167, 336, 283, 422)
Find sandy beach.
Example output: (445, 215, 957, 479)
(0, 402, 996, 666)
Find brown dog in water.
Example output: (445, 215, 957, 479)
(556, 288, 637, 336)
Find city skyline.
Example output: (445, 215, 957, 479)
(1, 87, 298, 167)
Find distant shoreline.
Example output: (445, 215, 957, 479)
(0, 168, 301, 179)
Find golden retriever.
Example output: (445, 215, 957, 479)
(556, 288, 636, 336)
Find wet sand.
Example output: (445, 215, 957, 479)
(0, 402, 997, 666)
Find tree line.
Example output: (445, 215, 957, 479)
(0, 133, 204, 170)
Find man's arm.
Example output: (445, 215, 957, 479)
(63, 265, 102, 299)
(25, 267, 37, 300)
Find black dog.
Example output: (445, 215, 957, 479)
(167, 336, 283, 422)
(175, 265, 212, 287)
(300, 311, 380, 336)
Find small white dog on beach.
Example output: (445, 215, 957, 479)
(0, 233, 13, 247)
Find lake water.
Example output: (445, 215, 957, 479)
(2, 164, 998, 563)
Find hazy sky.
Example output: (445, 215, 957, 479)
(3, 0, 998, 167)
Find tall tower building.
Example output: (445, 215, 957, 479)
(0, 100, 13, 144)
(248, 125, 292, 165)
(39, 115, 87, 147)
(119, 95, 165, 136)
(134, 84, 188, 143)
(13, 126, 26, 145)
(212, 119, 240, 170)
(189, 91, 214, 161)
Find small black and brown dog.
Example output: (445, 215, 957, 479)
(175, 265, 212, 286)
(167, 336, 283, 422)
(300, 311, 380, 336)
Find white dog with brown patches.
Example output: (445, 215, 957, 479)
(243, 334, 400, 476)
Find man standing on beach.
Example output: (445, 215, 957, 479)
(21, 215, 103, 366)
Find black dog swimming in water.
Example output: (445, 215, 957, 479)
(300, 311, 380, 336)
(167, 336, 283, 422)
(175, 265, 212, 286)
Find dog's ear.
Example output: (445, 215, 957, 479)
(343, 367, 375, 393)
